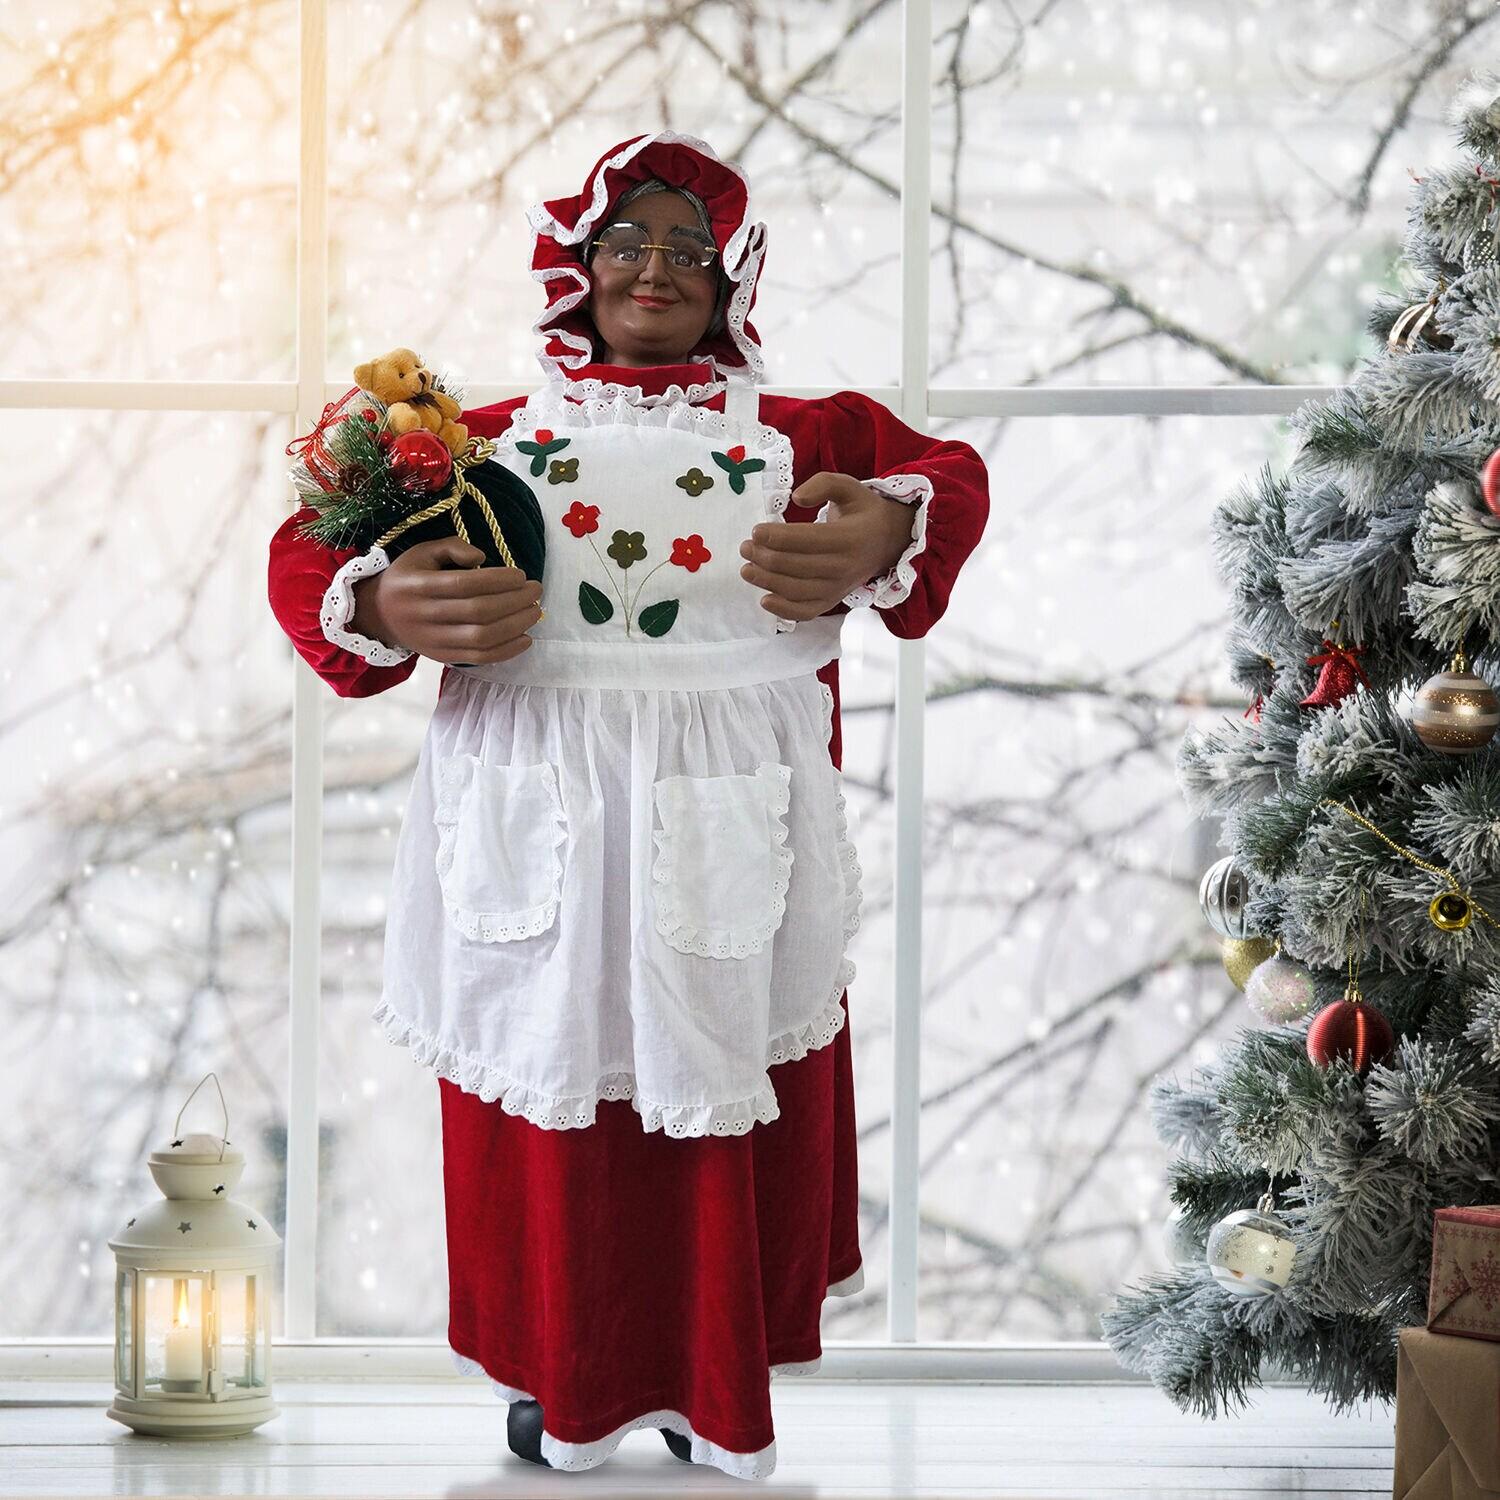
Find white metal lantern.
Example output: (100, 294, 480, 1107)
(108, 1075, 280, 1437)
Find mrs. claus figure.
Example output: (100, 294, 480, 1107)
(267, 131, 989, 1481)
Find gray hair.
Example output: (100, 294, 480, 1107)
(583, 176, 731, 342)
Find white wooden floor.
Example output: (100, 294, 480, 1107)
(0, 1380, 1396, 1498)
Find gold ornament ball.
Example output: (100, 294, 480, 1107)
(1412, 667, 1499, 755)
(1221, 936, 1277, 991)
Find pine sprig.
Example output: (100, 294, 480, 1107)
(296, 413, 421, 550)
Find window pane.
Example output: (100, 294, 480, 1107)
(0, 410, 294, 1335)
(929, 0, 1495, 387)
(317, 662, 449, 1336)
(913, 414, 1286, 1340)
(327, 1, 903, 388)
(1, 3, 298, 380)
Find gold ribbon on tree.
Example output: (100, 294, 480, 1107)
(373, 437, 519, 569)
(1320, 798, 1500, 934)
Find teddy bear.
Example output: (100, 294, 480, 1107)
(353, 347, 469, 458)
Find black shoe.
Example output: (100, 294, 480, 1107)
(507, 1398, 550, 1467)
(661, 1426, 694, 1463)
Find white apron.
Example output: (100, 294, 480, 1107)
(373, 375, 864, 1139)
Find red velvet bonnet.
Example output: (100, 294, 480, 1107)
(526, 131, 767, 384)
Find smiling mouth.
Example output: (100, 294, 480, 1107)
(631, 295, 676, 309)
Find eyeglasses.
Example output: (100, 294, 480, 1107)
(590, 225, 720, 277)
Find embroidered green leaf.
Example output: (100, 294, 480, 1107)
(516, 435, 570, 478)
(578, 580, 614, 624)
(710, 451, 766, 494)
(638, 598, 680, 637)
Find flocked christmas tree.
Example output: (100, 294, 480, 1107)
(1103, 74, 1500, 1416)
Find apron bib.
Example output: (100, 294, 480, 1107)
(374, 376, 863, 1139)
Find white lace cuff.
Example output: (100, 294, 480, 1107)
(320, 546, 415, 667)
(828, 473, 933, 611)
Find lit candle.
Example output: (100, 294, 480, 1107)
(164, 1279, 201, 1384)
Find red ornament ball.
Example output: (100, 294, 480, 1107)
(1306, 996, 1395, 1074)
(388, 430, 453, 493)
(1482, 449, 1500, 518)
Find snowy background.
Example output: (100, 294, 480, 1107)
(2, 0, 1495, 1339)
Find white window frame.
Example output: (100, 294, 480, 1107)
(0, 0, 1334, 1380)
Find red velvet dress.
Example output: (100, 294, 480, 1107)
(267, 359, 989, 1476)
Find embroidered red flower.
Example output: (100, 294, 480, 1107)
(563, 501, 600, 537)
(727, 444, 746, 463)
(670, 534, 712, 572)
(535, 428, 553, 445)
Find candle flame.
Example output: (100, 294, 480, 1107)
(174, 1279, 190, 1327)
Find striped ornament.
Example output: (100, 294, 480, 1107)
(1412, 667, 1499, 755)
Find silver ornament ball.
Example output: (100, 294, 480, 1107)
(1206, 1196, 1296, 1298)
(1244, 955, 1319, 1024)
(1199, 855, 1255, 940)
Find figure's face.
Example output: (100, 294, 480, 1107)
(586, 190, 721, 368)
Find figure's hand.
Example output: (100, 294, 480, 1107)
(350, 537, 543, 664)
(738, 472, 917, 621)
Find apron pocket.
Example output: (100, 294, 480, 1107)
(651, 761, 793, 960)
(433, 754, 567, 942)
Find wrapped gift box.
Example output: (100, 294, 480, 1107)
(1395, 1325, 1500, 1496)
(1430, 1207, 1500, 1341)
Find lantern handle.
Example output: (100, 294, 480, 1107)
(174, 1072, 230, 1162)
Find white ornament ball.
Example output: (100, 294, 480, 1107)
(1244, 955, 1319, 1024)
(1206, 1201, 1296, 1298)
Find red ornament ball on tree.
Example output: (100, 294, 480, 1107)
(1482, 449, 1500, 518)
(388, 430, 453, 493)
(1306, 996, 1395, 1074)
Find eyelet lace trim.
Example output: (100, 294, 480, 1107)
(432, 757, 567, 942)
(449, 1350, 778, 1479)
(504, 385, 795, 522)
(558, 371, 727, 408)
(835, 473, 934, 611)
(651, 761, 794, 960)
(320, 545, 415, 666)
(371, 993, 848, 1137)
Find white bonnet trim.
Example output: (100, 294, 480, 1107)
(526, 130, 767, 384)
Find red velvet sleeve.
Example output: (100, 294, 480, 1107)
(267, 507, 420, 698)
(815, 389, 990, 640)
(266, 397, 526, 699)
